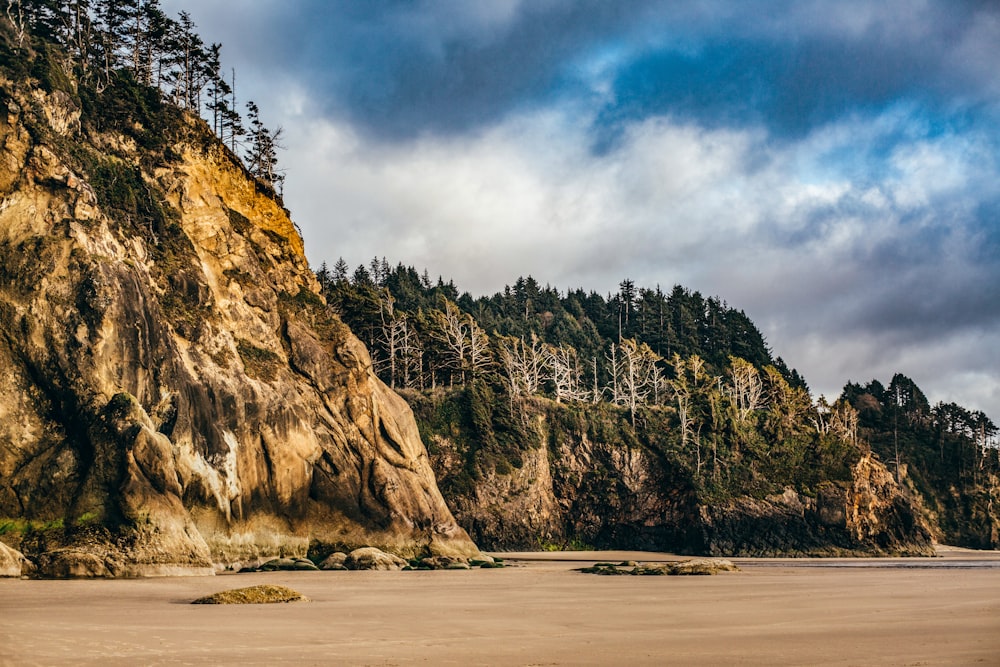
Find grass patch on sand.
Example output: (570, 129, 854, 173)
(192, 585, 307, 605)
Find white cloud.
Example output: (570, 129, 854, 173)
(277, 87, 999, 419)
(889, 141, 970, 209)
(796, 327, 1000, 416)
(157, 0, 1000, 422)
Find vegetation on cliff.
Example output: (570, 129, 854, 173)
(0, 3, 993, 573)
(843, 375, 999, 548)
(322, 262, 994, 554)
(319, 262, 858, 499)
(317, 266, 923, 554)
(0, 3, 478, 577)
(0, 0, 283, 191)
(317, 260, 803, 394)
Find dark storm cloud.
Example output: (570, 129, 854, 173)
(760, 140, 1000, 342)
(594, 36, 944, 143)
(849, 242, 1000, 338)
(235, 0, 665, 140)
(201, 0, 1000, 144)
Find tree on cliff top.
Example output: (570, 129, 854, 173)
(843, 374, 998, 548)
(244, 99, 284, 192)
(1, 0, 282, 191)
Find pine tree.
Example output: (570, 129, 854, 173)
(95, 0, 132, 82)
(203, 43, 229, 135)
(138, 0, 169, 87)
(243, 100, 284, 190)
(332, 258, 350, 284)
(219, 68, 244, 153)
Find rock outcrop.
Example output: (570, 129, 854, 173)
(344, 546, 409, 571)
(0, 540, 26, 577)
(0, 76, 478, 576)
(431, 423, 702, 552)
(694, 455, 933, 556)
(192, 585, 307, 604)
(318, 551, 348, 570)
(579, 558, 739, 575)
(424, 398, 933, 556)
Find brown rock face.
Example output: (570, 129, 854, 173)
(0, 79, 477, 575)
(423, 401, 704, 552)
(695, 455, 934, 557)
(424, 397, 932, 557)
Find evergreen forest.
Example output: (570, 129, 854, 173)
(320, 259, 999, 547)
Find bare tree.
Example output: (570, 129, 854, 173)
(467, 313, 491, 381)
(63, 0, 94, 70)
(430, 301, 466, 386)
(650, 360, 668, 406)
(497, 334, 545, 399)
(605, 341, 623, 405)
(591, 356, 601, 403)
(399, 321, 423, 390)
(429, 300, 490, 386)
(811, 395, 833, 435)
(5, 0, 27, 50)
(669, 354, 707, 473)
(726, 356, 765, 424)
(828, 398, 860, 446)
(608, 338, 661, 427)
(545, 343, 589, 403)
(619, 338, 652, 424)
(376, 289, 408, 389)
(669, 355, 693, 443)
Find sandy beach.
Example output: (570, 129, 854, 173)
(1, 547, 998, 666)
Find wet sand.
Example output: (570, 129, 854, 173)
(1, 547, 998, 666)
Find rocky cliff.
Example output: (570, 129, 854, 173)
(414, 390, 934, 556)
(0, 76, 478, 576)
(842, 378, 1000, 550)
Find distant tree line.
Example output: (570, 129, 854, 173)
(317, 259, 857, 491)
(317, 260, 999, 508)
(2, 0, 283, 191)
(316, 258, 802, 391)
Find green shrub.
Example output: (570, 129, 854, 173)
(236, 339, 281, 381)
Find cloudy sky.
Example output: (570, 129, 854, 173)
(164, 0, 1000, 420)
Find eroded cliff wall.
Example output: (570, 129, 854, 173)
(0, 78, 478, 576)
(414, 390, 934, 556)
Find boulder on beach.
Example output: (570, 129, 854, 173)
(345, 547, 408, 570)
(318, 552, 348, 570)
(668, 558, 739, 575)
(257, 558, 297, 572)
(0, 542, 27, 577)
(250, 557, 319, 572)
(416, 555, 471, 570)
(34, 549, 123, 579)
